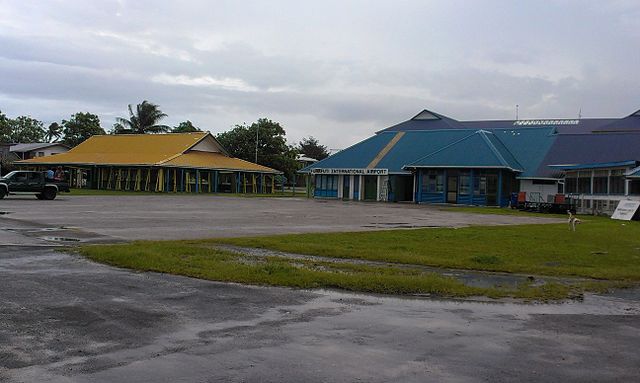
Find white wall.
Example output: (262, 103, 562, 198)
(519, 179, 559, 202)
(30, 145, 69, 158)
(190, 136, 223, 153)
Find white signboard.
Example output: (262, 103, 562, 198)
(311, 168, 388, 176)
(611, 200, 640, 221)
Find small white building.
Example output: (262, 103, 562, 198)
(10, 143, 70, 160)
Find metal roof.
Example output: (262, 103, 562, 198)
(16, 132, 279, 172)
(592, 113, 640, 133)
(299, 132, 397, 173)
(375, 130, 472, 173)
(491, 127, 557, 178)
(535, 133, 640, 178)
(627, 167, 640, 178)
(404, 130, 523, 171)
(163, 151, 280, 173)
(10, 142, 70, 152)
(548, 160, 638, 170)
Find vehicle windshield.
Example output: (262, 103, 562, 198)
(1, 171, 19, 180)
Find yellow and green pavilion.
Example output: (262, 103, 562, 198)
(17, 132, 281, 194)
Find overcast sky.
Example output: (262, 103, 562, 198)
(1, 0, 639, 149)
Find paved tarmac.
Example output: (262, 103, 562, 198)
(0, 194, 561, 241)
(1, 195, 639, 382)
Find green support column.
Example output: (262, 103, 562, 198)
(214, 171, 218, 193)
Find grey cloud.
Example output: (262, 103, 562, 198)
(1, 0, 639, 148)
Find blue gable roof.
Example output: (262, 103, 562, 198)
(375, 130, 473, 173)
(299, 132, 396, 173)
(404, 130, 523, 171)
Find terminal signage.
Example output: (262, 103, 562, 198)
(611, 200, 640, 221)
(311, 168, 389, 176)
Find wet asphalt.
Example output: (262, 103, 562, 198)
(1, 195, 639, 382)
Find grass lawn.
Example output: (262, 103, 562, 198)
(211, 218, 640, 281)
(440, 205, 570, 218)
(78, 216, 640, 301)
(68, 188, 307, 198)
(78, 241, 581, 300)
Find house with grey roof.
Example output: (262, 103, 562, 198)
(10, 142, 70, 160)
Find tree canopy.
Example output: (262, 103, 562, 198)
(0, 114, 45, 143)
(61, 112, 105, 147)
(45, 122, 63, 142)
(172, 120, 201, 133)
(298, 136, 329, 160)
(216, 118, 298, 180)
(113, 100, 170, 134)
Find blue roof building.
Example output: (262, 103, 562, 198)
(300, 108, 640, 213)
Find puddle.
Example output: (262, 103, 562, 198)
(216, 245, 588, 290)
(41, 236, 82, 243)
(362, 224, 442, 229)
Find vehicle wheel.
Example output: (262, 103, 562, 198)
(42, 188, 57, 200)
(36, 193, 45, 200)
(0, 188, 6, 199)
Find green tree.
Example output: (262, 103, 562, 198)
(7, 116, 45, 143)
(0, 110, 10, 143)
(61, 112, 105, 147)
(45, 122, 63, 142)
(216, 118, 298, 180)
(113, 100, 170, 134)
(172, 120, 201, 133)
(298, 136, 329, 160)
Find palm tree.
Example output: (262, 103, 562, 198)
(113, 100, 170, 134)
(45, 122, 63, 142)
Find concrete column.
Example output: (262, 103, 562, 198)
(625, 179, 630, 196)
(349, 175, 355, 199)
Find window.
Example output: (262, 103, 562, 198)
(412, 110, 440, 120)
(565, 172, 577, 193)
(532, 179, 556, 185)
(459, 172, 471, 195)
(14, 172, 28, 182)
(474, 176, 487, 195)
(27, 172, 40, 181)
(593, 170, 608, 194)
(610, 169, 625, 194)
(630, 180, 640, 195)
(422, 170, 444, 193)
(557, 182, 564, 194)
(577, 171, 591, 194)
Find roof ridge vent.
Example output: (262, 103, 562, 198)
(411, 110, 441, 121)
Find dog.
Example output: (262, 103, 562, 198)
(568, 210, 581, 231)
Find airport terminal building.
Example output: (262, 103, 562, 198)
(300, 109, 640, 215)
(17, 132, 282, 194)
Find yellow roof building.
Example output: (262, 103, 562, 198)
(18, 132, 280, 174)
